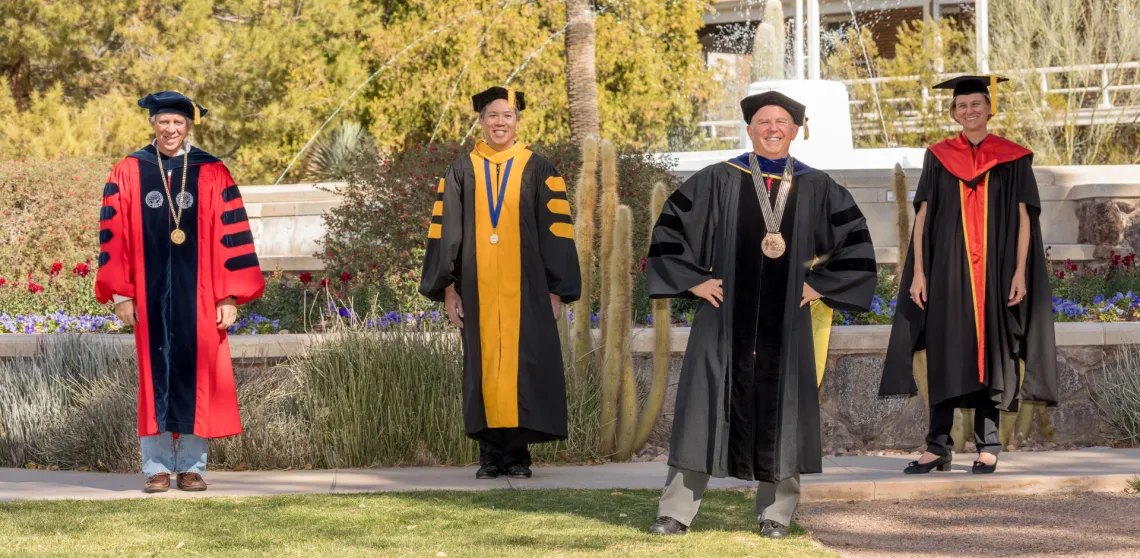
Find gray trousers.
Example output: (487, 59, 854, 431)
(657, 466, 801, 527)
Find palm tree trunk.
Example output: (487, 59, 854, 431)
(565, 0, 600, 142)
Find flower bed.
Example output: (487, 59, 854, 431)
(6, 243, 1140, 333)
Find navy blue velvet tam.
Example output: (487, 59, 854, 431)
(138, 91, 207, 123)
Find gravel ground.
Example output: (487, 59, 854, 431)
(796, 492, 1140, 558)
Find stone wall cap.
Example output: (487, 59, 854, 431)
(0, 323, 1133, 359)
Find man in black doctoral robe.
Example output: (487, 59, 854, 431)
(419, 87, 581, 480)
(646, 92, 877, 538)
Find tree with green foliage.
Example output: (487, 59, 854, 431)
(0, 0, 715, 183)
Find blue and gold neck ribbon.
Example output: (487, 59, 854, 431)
(484, 158, 514, 228)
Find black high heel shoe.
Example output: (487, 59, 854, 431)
(971, 454, 999, 474)
(903, 454, 952, 474)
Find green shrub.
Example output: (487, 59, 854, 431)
(0, 158, 108, 279)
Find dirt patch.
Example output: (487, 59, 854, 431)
(797, 491, 1140, 557)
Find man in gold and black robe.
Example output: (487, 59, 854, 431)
(419, 87, 581, 479)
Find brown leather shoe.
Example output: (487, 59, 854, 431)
(143, 473, 170, 493)
(176, 472, 207, 491)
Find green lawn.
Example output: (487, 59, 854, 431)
(0, 489, 835, 557)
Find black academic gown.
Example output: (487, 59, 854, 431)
(647, 153, 877, 482)
(881, 134, 1058, 411)
(419, 140, 581, 446)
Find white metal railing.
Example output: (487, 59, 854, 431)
(699, 62, 1140, 138)
(840, 62, 1140, 114)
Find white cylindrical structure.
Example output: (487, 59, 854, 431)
(975, 0, 989, 74)
(794, 0, 805, 79)
(807, 0, 820, 80)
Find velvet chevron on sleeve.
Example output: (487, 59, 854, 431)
(94, 162, 138, 304)
(533, 160, 581, 303)
(419, 162, 464, 303)
(205, 164, 265, 305)
(646, 168, 719, 300)
(804, 179, 877, 313)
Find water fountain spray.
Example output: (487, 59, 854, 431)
(461, 24, 570, 143)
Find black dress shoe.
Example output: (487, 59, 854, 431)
(476, 464, 502, 479)
(971, 455, 999, 474)
(507, 464, 532, 479)
(648, 516, 688, 535)
(903, 454, 952, 474)
(759, 519, 788, 539)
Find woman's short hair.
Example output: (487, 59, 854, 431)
(949, 94, 993, 121)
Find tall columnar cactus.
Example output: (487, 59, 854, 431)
(893, 163, 910, 277)
(610, 206, 637, 461)
(572, 137, 599, 377)
(632, 183, 672, 452)
(764, 0, 786, 78)
(751, 23, 780, 82)
(571, 138, 672, 460)
(598, 140, 619, 344)
(598, 204, 628, 455)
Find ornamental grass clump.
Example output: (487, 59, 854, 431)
(297, 324, 603, 468)
(0, 335, 137, 470)
(1091, 344, 1140, 447)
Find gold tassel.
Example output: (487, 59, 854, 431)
(803, 118, 810, 140)
(990, 75, 997, 116)
(507, 88, 516, 112)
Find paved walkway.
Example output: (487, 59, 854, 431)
(1, 449, 1137, 503)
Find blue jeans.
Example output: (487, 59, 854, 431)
(140, 433, 208, 477)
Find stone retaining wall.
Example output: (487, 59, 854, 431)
(2, 323, 1134, 451)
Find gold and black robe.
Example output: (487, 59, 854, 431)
(419, 141, 581, 444)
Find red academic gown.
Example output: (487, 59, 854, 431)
(94, 145, 265, 439)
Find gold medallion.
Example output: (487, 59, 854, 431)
(171, 229, 186, 245)
(761, 232, 785, 259)
(490, 233, 499, 245)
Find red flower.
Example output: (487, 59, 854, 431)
(0, 278, 6, 287)
(640, 257, 647, 273)
(1113, 254, 1122, 268)
(299, 272, 313, 284)
(1059, 270, 1066, 279)
(28, 280, 44, 294)
(50, 261, 62, 276)
(72, 263, 90, 277)
(340, 271, 352, 283)
(319, 278, 331, 288)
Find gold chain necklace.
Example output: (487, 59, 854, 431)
(156, 143, 191, 245)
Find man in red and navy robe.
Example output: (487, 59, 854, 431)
(94, 91, 265, 493)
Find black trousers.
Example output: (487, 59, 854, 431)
(478, 428, 532, 468)
(926, 396, 1001, 457)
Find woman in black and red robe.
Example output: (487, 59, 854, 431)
(881, 76, 1057, 475)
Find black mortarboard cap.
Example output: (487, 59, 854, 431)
(472, 86, 526, 113)
(932, 75, 1008, 114)
(137, 91, 207, 124)
(740, 91, 806, 126)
